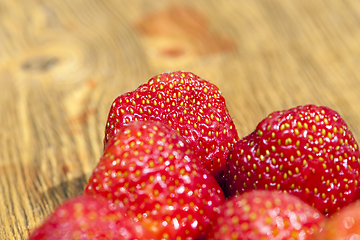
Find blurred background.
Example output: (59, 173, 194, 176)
(1, 0, 360, 238)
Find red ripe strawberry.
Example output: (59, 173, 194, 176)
(29, 195, 155, 240)
(104, 71, 238, 187)
(317, 200, 360, 239)
(226, 104, 360, 216)
(207, 190, 325, 240)
(85, 121, 225, 239)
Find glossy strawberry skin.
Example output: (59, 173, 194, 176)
(85, 121, 225, 239)
(29, 195, 154, 240)
(226, 105, 360, 216)
(317, 200, 360, 239)
(104, 71, 238, 188)
(207, 190, 325, 240)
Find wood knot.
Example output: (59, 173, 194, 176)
(21, 56, 59, 72)
(134, 5, 236, 61)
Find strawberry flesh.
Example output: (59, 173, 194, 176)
(29, 195, 154, 240)
(207, 190, 325, 240)
(316, 200, 360, 239)
(226, 105, 360, 216)
(86, 121, 225, 239)
(104, 71, 238, 188)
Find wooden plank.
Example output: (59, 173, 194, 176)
(1, 0, 360, 238)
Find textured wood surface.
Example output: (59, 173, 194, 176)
(2, 0, 360, 238)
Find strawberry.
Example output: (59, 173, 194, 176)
(104, 71, 238, 188)
(29, 195, 154, 240)
(317, 200, 360, 239)
(85, 121, 225, 239)
(226, 104, 360, 216)
(207, 190, 325, 240)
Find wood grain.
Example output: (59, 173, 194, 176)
(2, 0, 360, 238)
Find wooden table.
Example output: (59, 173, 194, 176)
(2, 0, 360, 238)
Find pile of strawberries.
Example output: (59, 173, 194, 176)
(29, 71, 360, 239)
